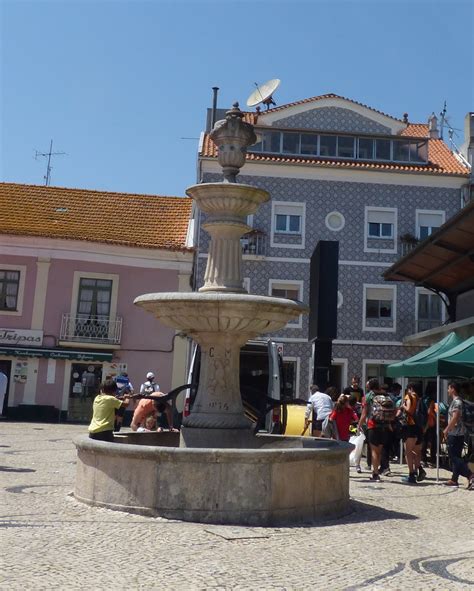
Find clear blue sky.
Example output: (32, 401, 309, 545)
(1, 0, 472, 197)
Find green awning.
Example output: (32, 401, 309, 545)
(386, 332, 463, 378)
(436, 336, 474, 378)
(0, 346, 113, 362)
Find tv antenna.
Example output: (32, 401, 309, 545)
(246, 79, 281, 110)
(35, 139, 66, 186)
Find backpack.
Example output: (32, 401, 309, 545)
(370, 394, 396, 424)
(461, 399, 474, 434)
(415, 397, 429, 431)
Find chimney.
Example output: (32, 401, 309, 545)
(428, 112, 439, 139)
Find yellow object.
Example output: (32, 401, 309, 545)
(284, 404, 311, 436)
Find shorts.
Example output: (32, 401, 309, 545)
(115, 406, 125, 417)
(89, 430, 114, 442)
(402, 424, 423, 444)
(367, 426, 388, 447)
(312, 419, 323, 433)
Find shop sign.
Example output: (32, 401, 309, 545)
(0, 346, 112, 362)
(0, 328, 44, 346)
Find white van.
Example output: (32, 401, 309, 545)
(182, 339, 287, 433)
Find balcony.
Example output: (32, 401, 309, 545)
(399, 233, 419, 256)
(241, 229, 266, 257)
(60, 314, 122, 346)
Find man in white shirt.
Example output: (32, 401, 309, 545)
(303, 384, 334, 437)
(0, 370, 8, 416)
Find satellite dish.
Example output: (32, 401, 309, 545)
(246, 79, 281, 110)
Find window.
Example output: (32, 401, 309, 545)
(269, 280, 304, 328)
(300, 133, 318, 155)
(363, 285, 396, 332)
(276, 213, 301, 233)
(319, 135, 337, 157)
(249, 130, 428, 164)
(282, 132, 300, 154)
(0, 270, 20, 311)
(358, 138, 375, 160)
(375, 139, 391, 160)
(417, 290, 443, 332)
(366, 208, 396, 240)
(416, 210, 445, 240)
(271, 202, 306, 249)
(337, 136, 355, 158)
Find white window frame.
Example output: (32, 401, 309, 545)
(363, 283, 397, 333)
(364, 206, 397, 253)
(415, 287, 446, 332)
(269, 279, 304, 329)
(70, 271, 120, 322)
(332, 358, 349, 391)
(271, 201, 306, 250)
(415, 209, 445, 240)
(243, 277, 250, 292)
(283, 356, 300, 399)
(0, 264, 27, 317)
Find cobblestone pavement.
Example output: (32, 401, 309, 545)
(1, 422, 473, 590)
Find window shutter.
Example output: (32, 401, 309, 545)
(367, 210, 395, 224)
(366, 287, 394, 301)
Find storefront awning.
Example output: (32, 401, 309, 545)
(0, 346, 113, 362)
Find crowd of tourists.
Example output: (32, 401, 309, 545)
(87, 370, 177, 442)
(303, 376, 474, 489)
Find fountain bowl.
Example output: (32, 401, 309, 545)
(74, 434, 352, 526)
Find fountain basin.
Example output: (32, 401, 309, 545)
(134, 292, 307, 334)
(74, 434, 352, 526)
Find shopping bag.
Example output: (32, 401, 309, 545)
(349, 431, 365, 466)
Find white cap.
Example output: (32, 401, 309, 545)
(146, 372, 155, 379)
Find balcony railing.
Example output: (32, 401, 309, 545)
(60, 314, 122, 345)
(241, 230, 266, 256)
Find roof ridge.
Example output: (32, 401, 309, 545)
(255, 93, 404, 122)
(0, 181, 188, 201)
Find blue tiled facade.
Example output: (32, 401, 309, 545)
(197, 103, 465, 398)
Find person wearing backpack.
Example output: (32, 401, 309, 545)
(399, 383, 426, 484)
(443, 381, 474, 490)
(358, 378, 395, 482)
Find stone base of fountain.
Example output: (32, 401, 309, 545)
(74, 434, 352, 526)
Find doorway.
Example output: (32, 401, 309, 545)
(0, 359, 12, 416)
(68, 363, 102, 422)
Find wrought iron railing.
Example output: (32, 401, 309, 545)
(241, 230, 266, 256)
(60, 314, 122, 345)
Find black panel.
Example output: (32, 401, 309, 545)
(308, 241, 339, 341)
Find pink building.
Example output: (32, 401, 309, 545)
(0, 182, 194, 422)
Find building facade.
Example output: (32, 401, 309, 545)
(196, 94, 470, 397)
(0, 183, 193, 420)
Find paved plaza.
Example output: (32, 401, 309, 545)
(0, 422, 473, 590)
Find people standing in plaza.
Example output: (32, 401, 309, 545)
(343, 375, 364, 403)
(328, 394, 358, 442)
(88, 379, 131, 442)
(0, 369, 8, 416)
(81, 366, 98, 400)
(358, 378, 394, 482)
(422, 387, 437, 466)
(443, 381, 474, 489)
(303, 384, 334, 437)
(399, 383, 426, 485)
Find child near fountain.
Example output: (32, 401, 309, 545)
(88, 379, 131, 442)
(328, 394, 359, 442)
(137, 414, 159, 432)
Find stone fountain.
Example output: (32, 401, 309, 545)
(74, 104, 352, 526)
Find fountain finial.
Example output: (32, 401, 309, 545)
(210, 102, 257, 182)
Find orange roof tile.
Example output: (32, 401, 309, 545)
(0, 183, 193, 251)
(200, 125, 469, 177)
(400, 124, 429, 137)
